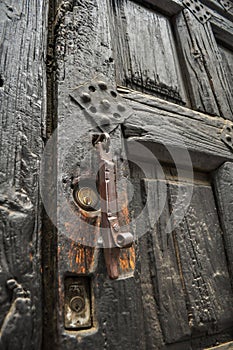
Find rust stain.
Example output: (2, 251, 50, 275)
(121, 205, 130, 225)
(129, 246, 136, 269)
(119, 250, 130, 270)
(119, 246, 135, 272)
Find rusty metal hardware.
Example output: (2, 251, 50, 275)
(221, 122, 233, 151)
(72, 178, 100, 216)
(182, 0, 211, 24)
(93, 133, 133, 279)
(64, 277, 92, 330)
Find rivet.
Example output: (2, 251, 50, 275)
(98, 81, 108, 90)
(117, 104, 126, 112)
(81, 93, 91, 103)
(100, 116, 110, 126)
(101, 99, 111, 109)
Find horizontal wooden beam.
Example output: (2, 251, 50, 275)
(121, 90, 233, 170)
(136, 0, 184, 16)
(205, 340, 233, 349)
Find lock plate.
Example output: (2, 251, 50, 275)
(64, 277, 92, 330)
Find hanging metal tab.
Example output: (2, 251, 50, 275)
(93, 133, 133, 279)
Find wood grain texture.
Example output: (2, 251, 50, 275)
(129, 160, 233, 349)
(135, 0, 184, 16)
(219, 44, 233, 84)
(0, 0, 47, 349)
(122, 90, 233, 170)
(205, 340, 233, 349)
(175, 9, 233, 119)
(110, 0, 187, 105)
(53, 1, 139, 348)
(150, 182, 233, 342)
(201, 0, 233, 20)
(213, 162, 233, 285)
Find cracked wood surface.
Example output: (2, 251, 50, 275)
(0, 1, 47, 349)
(122, 90, 233, 170)
(46, 0, 233, 349)
(1, 0, 233, 349)
(175, 9, 233, 119)
(52, 1, 138, 349)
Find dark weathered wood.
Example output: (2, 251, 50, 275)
(129, 161, 233, 349)
(0, 1, 47, 349)
(205, 340, 233, 349)
(44, 0, 233, 349)
(219, 44, 233, 85)
(175, 9, 233, 119)
(52, 1, 141, 349)
(136, 0, 184, 16)
(122, 90, 233, 170)
(213, 162, 233, 284)
(201, 0, 233, 21)
(110, 0, 187, 105)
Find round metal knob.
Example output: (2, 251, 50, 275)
(116, 232, 134, 248)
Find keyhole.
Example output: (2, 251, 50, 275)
(70, 296, 85, 313)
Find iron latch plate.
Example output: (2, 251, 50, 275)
(70, 79, 133, 132)
(182, 0, 212, 24)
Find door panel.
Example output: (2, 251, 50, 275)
(43, 0, 233, 349)
(175, 9, 233, 119)
(110, 0, 187, 105)
(129, 159, 233, 347)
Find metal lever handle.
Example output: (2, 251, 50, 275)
(93, 133, 133, 278)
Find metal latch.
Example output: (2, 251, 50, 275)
(93, 133, 133, 279)
(69, 78, 134, 279)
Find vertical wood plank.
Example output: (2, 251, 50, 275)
(109, 0, 187, 105)
(0, 1, 47, 349)
(175, 10, 233, 119)
(213, 162, 233, 284)
(54, 1, 140, 348)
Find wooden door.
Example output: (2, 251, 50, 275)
(1, 1, 233, 350)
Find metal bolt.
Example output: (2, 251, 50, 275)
(99, 116, 110, 126)
(81, 93, 91, 103)
(101, 99, 111, 109)
(98, 81, 108, 90)
(117, 103, 126, 112)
